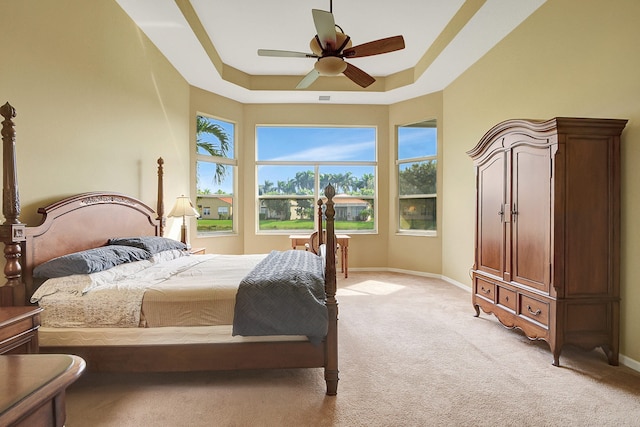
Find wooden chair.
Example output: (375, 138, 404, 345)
(305, 230, 339, 255)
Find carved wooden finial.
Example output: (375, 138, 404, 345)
(0, 102, 16, 122)
(324, 183, 335, 199)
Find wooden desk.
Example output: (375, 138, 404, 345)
(0, 306, 43, 355)
(0, 354, 85, 427)
(289, 234, 351, 278)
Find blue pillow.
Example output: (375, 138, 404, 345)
(33, 245, 152, 278)
(107, 236, 186, 254)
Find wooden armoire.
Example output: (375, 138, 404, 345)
(467, 117, 627, 366)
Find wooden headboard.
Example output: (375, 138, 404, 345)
(0, 102, 165, 305)
(21, 192, 161, 299)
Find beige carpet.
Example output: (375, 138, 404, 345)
(65, 272, 640, 426)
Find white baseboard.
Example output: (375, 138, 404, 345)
(386, 267, 441, 279)
(347, 267, 640, 374)
(620, 354, 640, 372)
(439, 275, 471, 292)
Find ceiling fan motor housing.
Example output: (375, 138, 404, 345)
(309, 31, 352, 55)
(310, 31, 352, 76)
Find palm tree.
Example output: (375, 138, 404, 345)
(294, 170, 314, 194)
(259, 180, 275, 195)
(197, 116, 230, 185)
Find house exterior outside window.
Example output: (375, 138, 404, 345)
(257, 126, 377, 234)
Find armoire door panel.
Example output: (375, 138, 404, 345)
(564, 136, 611, 297)
(477, 154, 506, 278)
(511, 145, 551, 292)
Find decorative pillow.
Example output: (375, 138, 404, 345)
(152, 248, 190, 263)
(33, 245, 152, 279)
(107, 236, 187, 254)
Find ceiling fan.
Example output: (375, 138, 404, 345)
(257, 2, 405, 89)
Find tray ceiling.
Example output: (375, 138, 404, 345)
(116, 0, 546, 104)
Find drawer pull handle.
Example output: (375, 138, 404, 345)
(505, 296, 510, 301)
(527, 305, 541, 316)
(481, 286, 491, 294)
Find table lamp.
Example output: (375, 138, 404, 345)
(168, 195, 200, 246)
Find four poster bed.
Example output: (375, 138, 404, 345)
(0, 102, 339, 395)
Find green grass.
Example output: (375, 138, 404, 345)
(197, 218, 374, 232)
(197, 219, 233, 232)
(259, 219, 315, 230)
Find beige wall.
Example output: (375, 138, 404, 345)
(441, 0, 640, 363)
(0, 0, 190, 240)
(189, 87, 244, 253)
(2, 0, 639, 364)
(388, 93, 443, 274)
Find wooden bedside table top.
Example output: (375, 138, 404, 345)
(0, 306, 43, 327)
(0, 354, 85, 427)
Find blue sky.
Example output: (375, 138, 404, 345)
(197, 118, 436, 194)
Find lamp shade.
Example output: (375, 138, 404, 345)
(168, 196, 200, 218)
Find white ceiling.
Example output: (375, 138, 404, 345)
(115, 0, 546, 105)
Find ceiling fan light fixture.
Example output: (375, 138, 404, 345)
(310, 37, 323, 56)
(314, 56, 347, 76)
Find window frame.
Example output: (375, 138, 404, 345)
(396, 119, 438, 236)
(195, 113, 238, 236)
(256, 125, 378, 235)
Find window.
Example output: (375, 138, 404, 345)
(257, 126, 376, 233)
(196, 115, 236, 234)
(397, 120, 437, 233)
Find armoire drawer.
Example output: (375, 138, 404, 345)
(474, 278, 495, 302)
(497, 287, 516, 311)
(520, 294, 549, 327)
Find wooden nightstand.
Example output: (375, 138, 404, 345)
(189, 247, 205, 255)
(0, 354, 85, 427)
(0, 306, 43, 354)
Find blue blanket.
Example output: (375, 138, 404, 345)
(232, 250, 328, 342)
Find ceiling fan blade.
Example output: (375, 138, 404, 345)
(342, 35, 405, 58)
(258, 49, 317, 58)
(296, 69, 321, 89)
(343, 63, 375, 88)
(312, 9, 336, 51)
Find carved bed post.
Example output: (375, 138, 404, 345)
(316, 197, 324, 245)
(0, 102, 26, 306)
(156, 157, 165, 236)
(323, 184, 339, 395)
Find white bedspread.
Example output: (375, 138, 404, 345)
(31, 253, 265, 328)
